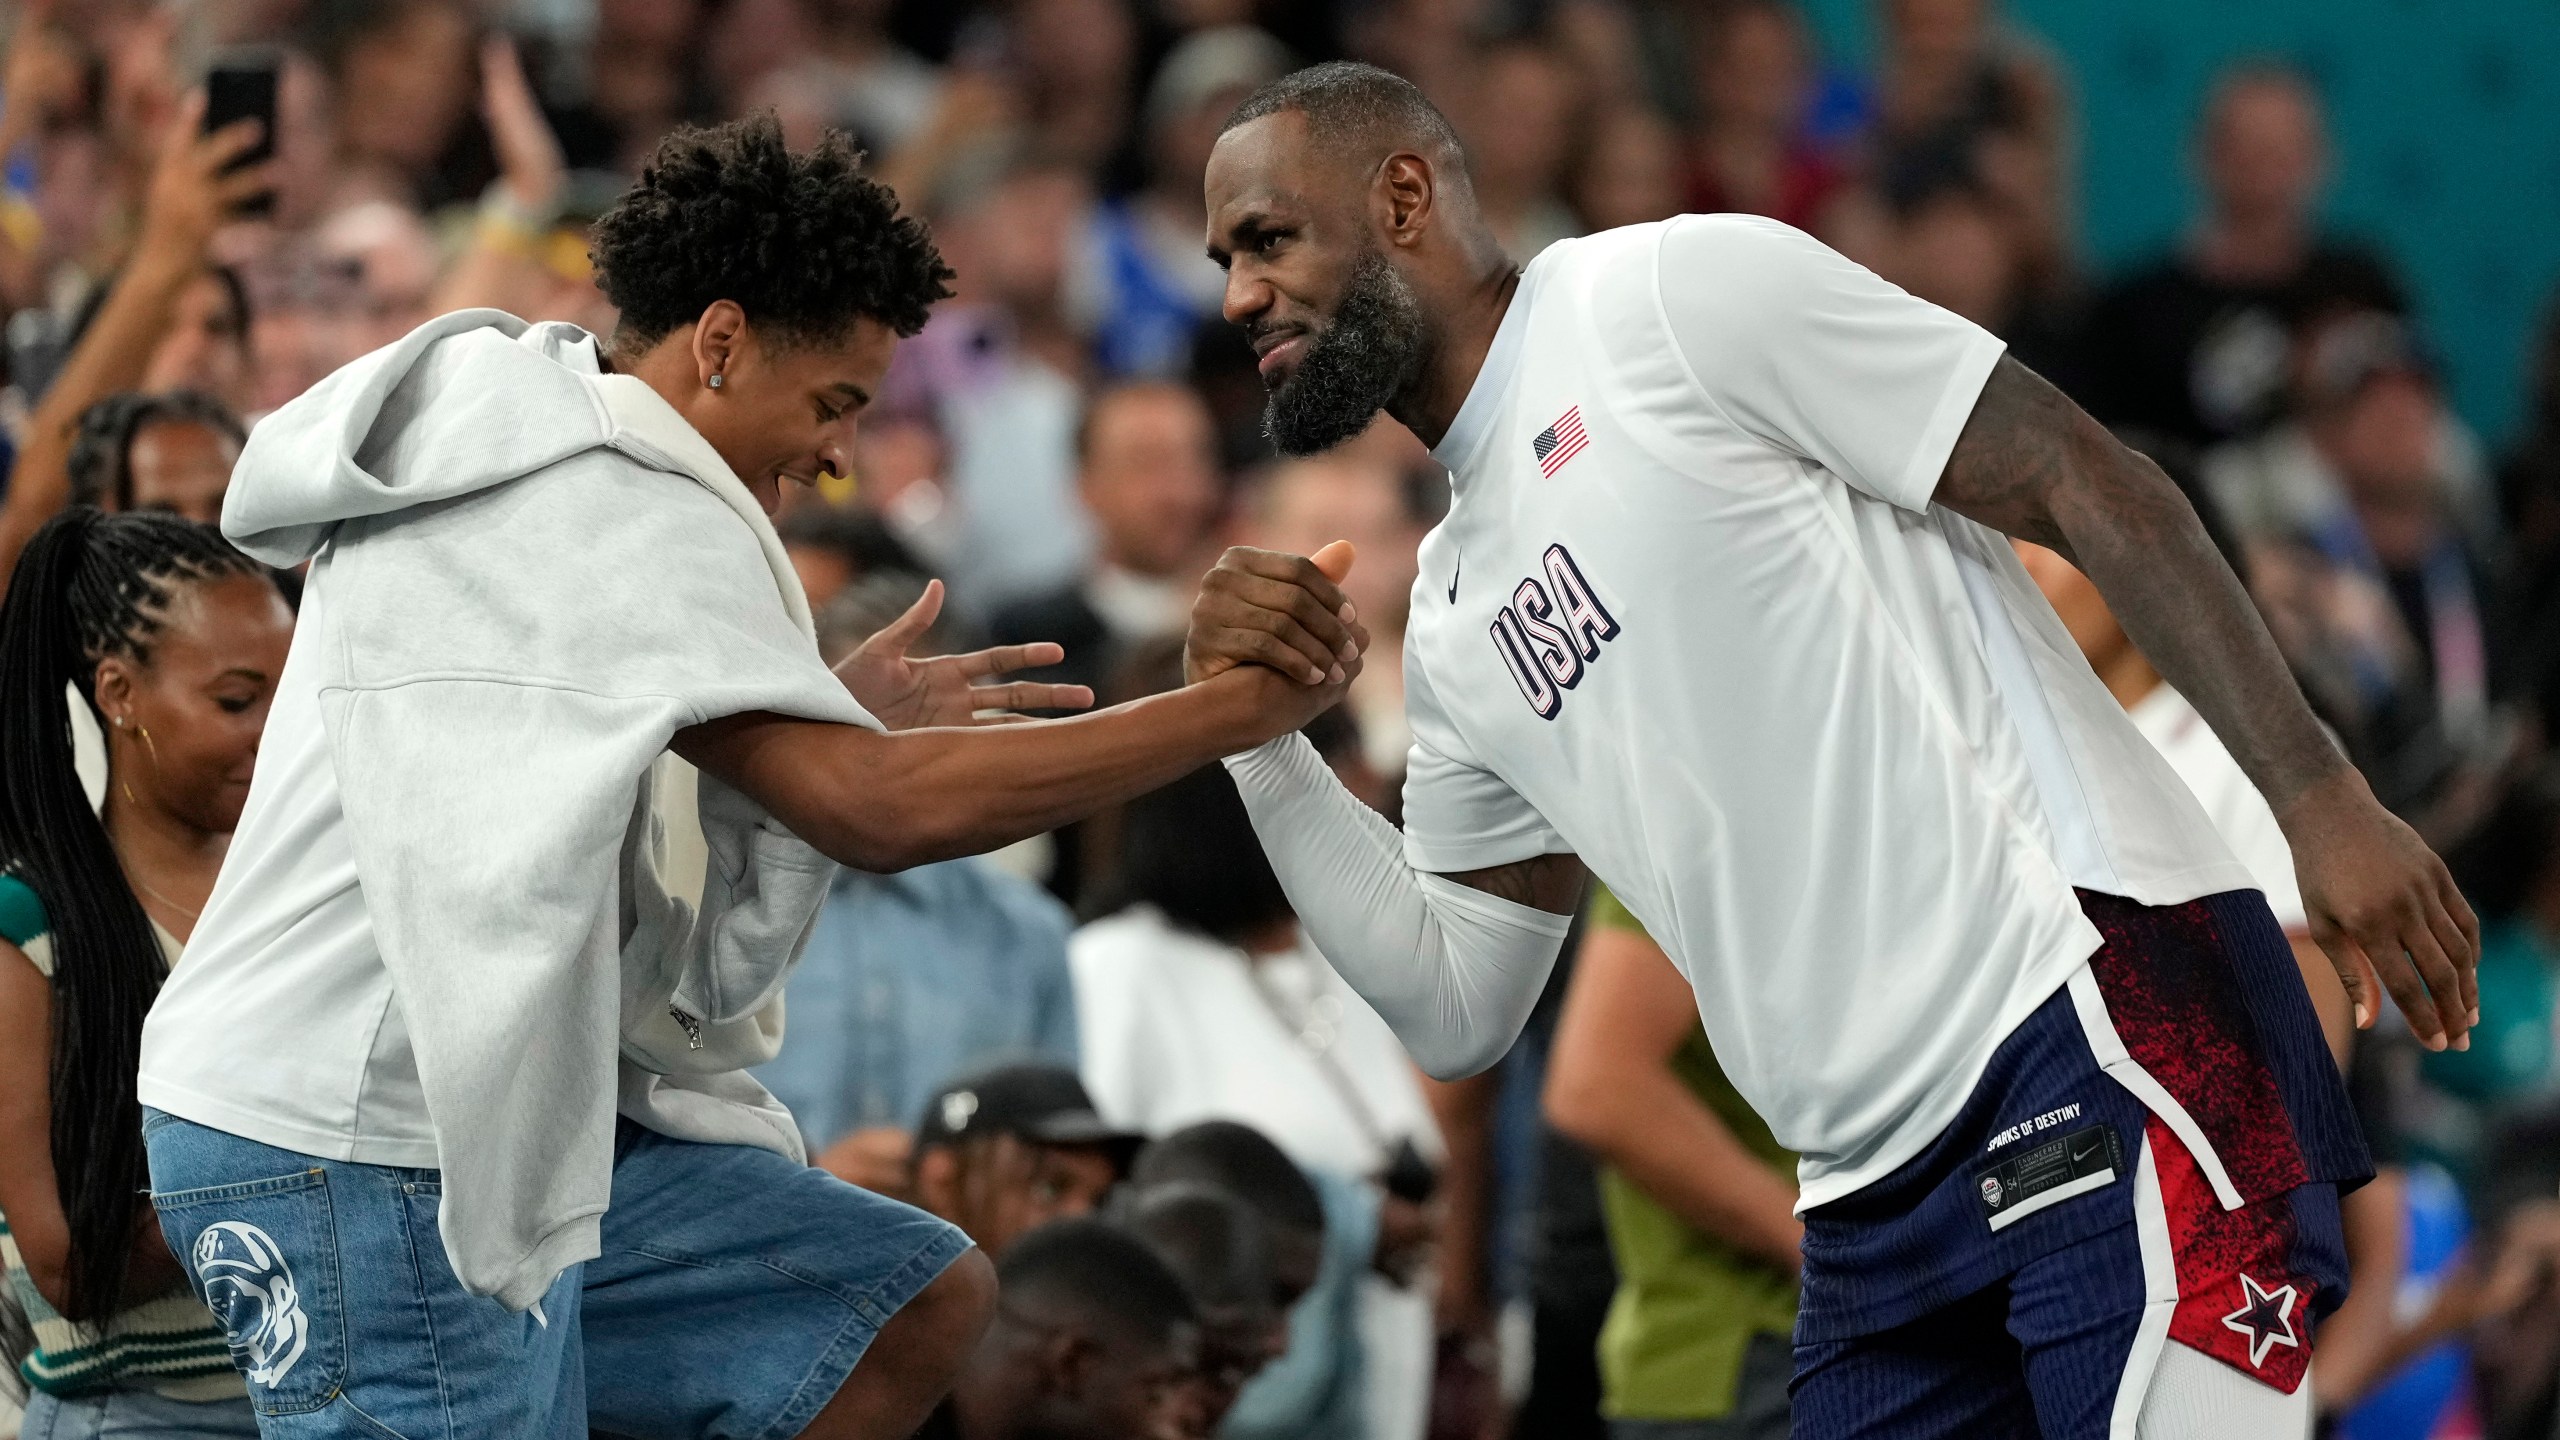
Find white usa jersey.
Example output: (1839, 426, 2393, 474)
(1398, 216, 2258, 1208)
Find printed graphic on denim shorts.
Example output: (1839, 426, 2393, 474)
(152, 1166, 345, 1416)
(194, 1220, 311, 1385)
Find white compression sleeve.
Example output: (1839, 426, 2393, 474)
(1223, 733, 1574, 1078)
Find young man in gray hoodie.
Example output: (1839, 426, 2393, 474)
(133, 116, 1367, 1440)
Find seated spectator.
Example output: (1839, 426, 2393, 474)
(1074, 673, 1438, 1440)
(64, 392, 243, 526)
(756, 577, 1082, 1192)
(1456, 38, 1583, 261)
(918, 1218, 1204, 1440)
(2209, 314, 2500, 812)
(909, 1064, 1139, 1258)
(1543, 888, 1799, 1440)
(2084, 64, 2406, 448)
(905, 155, 1098, 615)
(989, 382, 1226, 702)
(1128, 1122, 1362, 1440)
(1070, 26, 1291, 378)
(1238, 455, 1432, 782)
(1569, 105, 1687, 234)
(0, 510, 294, 1436)
(1682, 0, 1842, 232)
(780, 505, 933, 612)
(1116, 1182, 1290, 1437)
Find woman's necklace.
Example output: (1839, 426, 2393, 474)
(126, 871, 204, 923)
(112, 841, 206, 924)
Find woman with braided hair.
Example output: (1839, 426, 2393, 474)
(0, 507, 289, 1437)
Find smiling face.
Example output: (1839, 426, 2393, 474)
(1206, 112, 1431, 457)
(673, 306, 901, 515)
(92, 572, 295, 834)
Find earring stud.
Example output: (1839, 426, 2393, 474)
(708, 374, 724, 389)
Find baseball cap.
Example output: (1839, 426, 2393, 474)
(916, 1063, 1143, 1163)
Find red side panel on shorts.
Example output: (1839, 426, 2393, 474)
(2084, 895, 2311, 1203)
(2152, 1116, 2317, 1395)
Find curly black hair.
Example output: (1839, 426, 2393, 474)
(589, 113, 955, 352)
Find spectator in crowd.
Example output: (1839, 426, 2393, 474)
(0, 91, 268, 592)
(989, 381, 1226, 704)
(65, 391, 243, 526)
(754, 0, 947, 156)
(1544, 889, 1799, 1440)
(1568, 105, 1688, 234)
(298, 0, 489, 211)
(781, 506, 934, 612)
(0, 509, 294, 1438)
(1127, 1122, 1362, 1440)
(1860, 0, 2070, 296)
(1072, 26, 1291, 379)
(756, 583, 1084, 1194)
(1074, 656, 1438, 1440)
(917, 1218, 1205, 1440)
(1115, 1181, 1291, 1437)
(2496, 294, 2560, 735)
(2424, 768, 2560, 1169)
(2211, 313, 2501, 816)
(1238, 454, 1431, 780)
(905, 154, 1098, 614)
(1682, 0, 1841, 233)
(1456, 38, 1583, 261)
(909, 1064, 1141, 1257)
(2084, 64, 2406, 449)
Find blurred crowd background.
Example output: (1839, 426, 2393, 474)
(5, 0, 2560, 1437)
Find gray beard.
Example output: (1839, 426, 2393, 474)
(1263, 253, 1428, 457)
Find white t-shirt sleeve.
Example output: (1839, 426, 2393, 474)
(1399, 652, 1570, 873)
(1655, 214, 2008, 511)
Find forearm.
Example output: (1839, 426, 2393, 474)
(1224, 734, 1571, 1078)
(0, 246, 198, 584)
(678, 669, 1289, 873)
(1547, 1060, 1802, 1273)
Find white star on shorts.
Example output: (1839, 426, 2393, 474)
(2219, 1271, 2302, 1369)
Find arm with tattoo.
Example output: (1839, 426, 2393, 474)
(1936, 356, 2479, 1049)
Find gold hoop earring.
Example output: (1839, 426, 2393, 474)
(138, 724, 160, 765)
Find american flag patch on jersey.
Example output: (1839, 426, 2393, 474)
(1532, 406, 1589, 477)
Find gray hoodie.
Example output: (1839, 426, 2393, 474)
(187, 310, 873, 1308)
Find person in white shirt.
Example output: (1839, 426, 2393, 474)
(1173, 61, 2481, 1439)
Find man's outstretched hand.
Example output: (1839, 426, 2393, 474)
(1187, 542, 1368, 686)
(2282, 767, 2481, 1052)
(834, 579, 1096, 730)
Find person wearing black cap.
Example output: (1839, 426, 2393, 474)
(912, 1064, 1143, 1257)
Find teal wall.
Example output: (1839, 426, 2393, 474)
(1796, 0, 2560, 447)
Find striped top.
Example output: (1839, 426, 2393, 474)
(0, 873, 241, 1399)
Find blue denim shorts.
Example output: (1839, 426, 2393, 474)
(142, 1111, 972, 1440)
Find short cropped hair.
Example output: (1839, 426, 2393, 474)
(1220, 61, 1465, 165)
(1000, 1219, 1199, 1344)
(590, 113, 955, 351)
(1131, 1121, 1325, 1235)
(1118, 1183, 1272, 1312)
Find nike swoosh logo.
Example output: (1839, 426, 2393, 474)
(1448, 556, 1462, 603)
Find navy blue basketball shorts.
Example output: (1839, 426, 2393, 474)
(1790, 889, 2371, 1440)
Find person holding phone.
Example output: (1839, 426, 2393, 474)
(0, 84, 271, 596)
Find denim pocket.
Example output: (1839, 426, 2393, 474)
(151, 1168, 345, 1416)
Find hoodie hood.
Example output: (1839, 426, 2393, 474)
(224, 309, 818, 638)
(223, 310, 618, 566)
